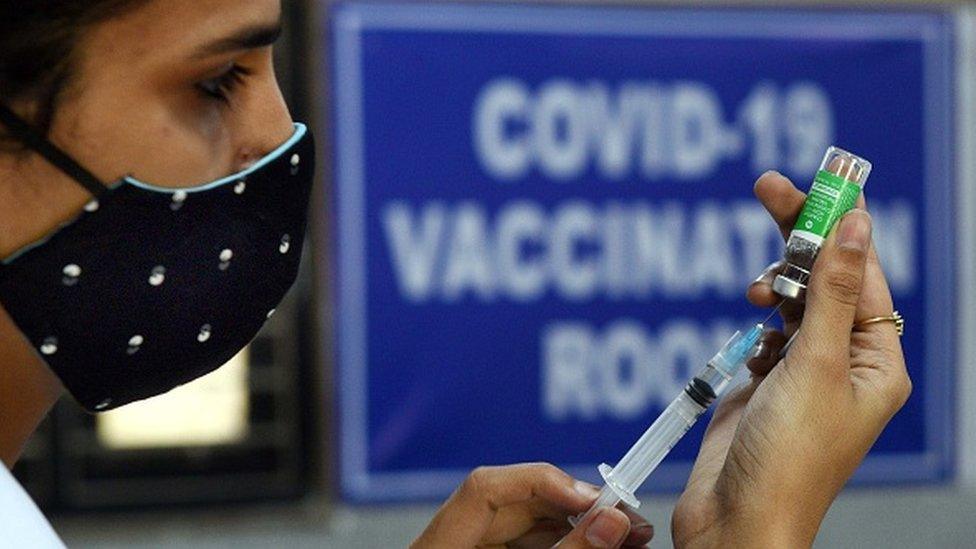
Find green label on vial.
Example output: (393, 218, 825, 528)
(793, 170, 862, 239)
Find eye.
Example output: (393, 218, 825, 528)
(196, 64, 251, 102)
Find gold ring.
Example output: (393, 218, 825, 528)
(854, 310, 904, 337)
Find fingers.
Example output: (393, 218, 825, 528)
(555, 507, 632, 549)
(682, 378, 763, 498)
(620, 511, 653, 547)
(754, 171, 807, 240)
(746, 261, 806, 336)
(502, 519, 568, 549)
(415, 463, 654, 549)
(792, 209, 872, 369)
(492, 506, 651, 549)
(572, 483, 654, 546)
(413, 463, 583, 548)
(746, 261, 785, 307)
(746, 329, 788, 377)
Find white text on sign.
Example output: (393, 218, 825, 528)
(473, 79, 833, 181)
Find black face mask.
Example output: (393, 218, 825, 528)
(0, 103, 314, 412)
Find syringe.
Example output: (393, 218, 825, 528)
(570, 308, 781, 527)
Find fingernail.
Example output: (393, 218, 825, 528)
(574, 480, 600, 499)
(762, 169, 782, 178)
(836, 209, 871, 252)
(586, 508, 624, 548)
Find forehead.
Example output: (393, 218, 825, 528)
(83, 0, 281, 63)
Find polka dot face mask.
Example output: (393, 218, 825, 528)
(0, 103, 314, 412)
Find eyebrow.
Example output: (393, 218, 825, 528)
(192, 23, 283, 59)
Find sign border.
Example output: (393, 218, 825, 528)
(328, 1, 956, 502)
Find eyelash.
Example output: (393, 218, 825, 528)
(197, 64, 251, 103)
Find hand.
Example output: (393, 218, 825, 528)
(671, 171, 911, 547)
(412, 463, 654, 548)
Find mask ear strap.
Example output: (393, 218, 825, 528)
(0, 101, 109, 199)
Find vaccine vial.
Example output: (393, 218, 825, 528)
(772, 146, 872, 301)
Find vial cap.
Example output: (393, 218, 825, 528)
(773, 274, 806, 301)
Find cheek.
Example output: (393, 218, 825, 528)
(55, 92, 236, 189)
(112, 104, 237, 187)
(129, 119, 234, 187)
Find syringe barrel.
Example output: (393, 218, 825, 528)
(609, 345, 746, 492)
(610, 391, 706, 490)
(593, 328, 760, 508)
(692, 361, 735, 401)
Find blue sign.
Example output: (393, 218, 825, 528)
(329, 3, 955, 502)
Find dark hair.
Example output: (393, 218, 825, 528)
(0, 0, 149, 140)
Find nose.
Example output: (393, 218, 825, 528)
(232, 64, 294, 171)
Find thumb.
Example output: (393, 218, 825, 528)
(554, 507, 630, 549)
(794, 209, 872, 367)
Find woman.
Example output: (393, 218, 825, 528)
(0, 1, 910, 548)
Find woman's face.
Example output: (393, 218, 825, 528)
(0, 0, 292, 255)
(0, 0, 294, 461)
